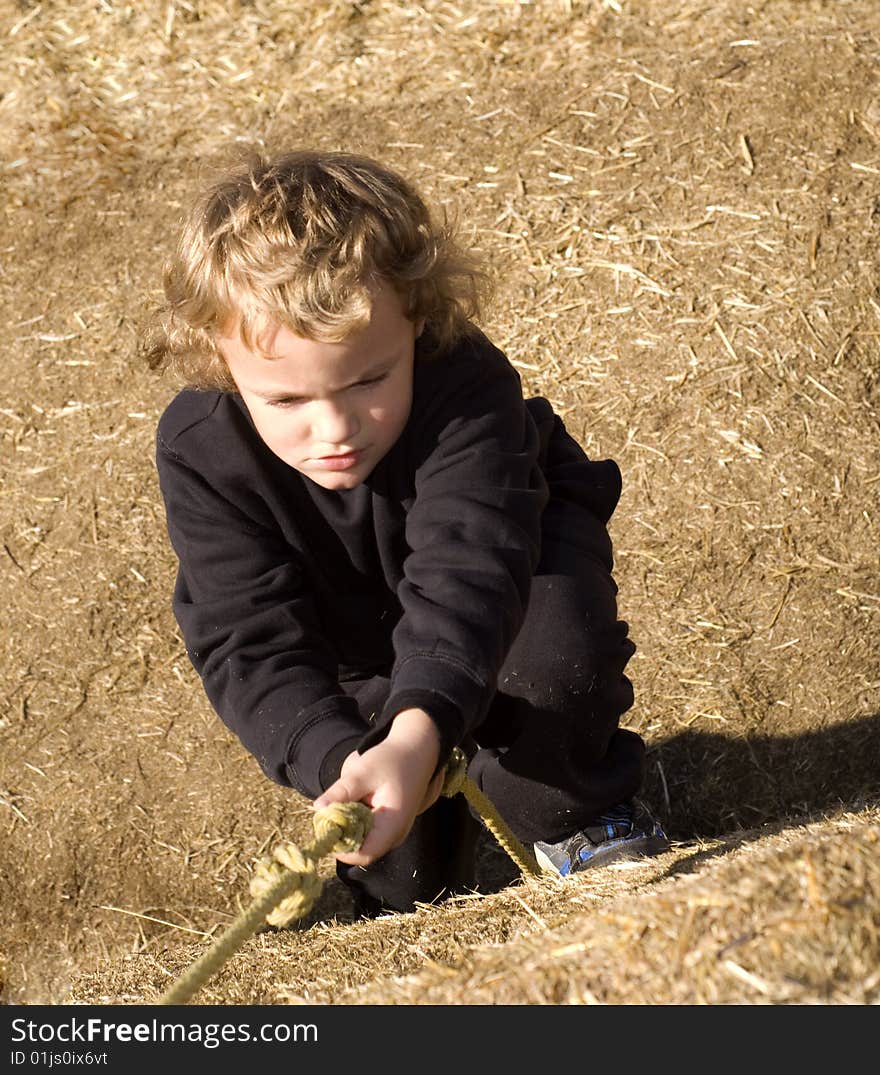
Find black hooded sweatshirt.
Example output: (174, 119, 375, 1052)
(155, 329, 621, 799)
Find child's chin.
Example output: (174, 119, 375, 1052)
(308, 469, 366, 491)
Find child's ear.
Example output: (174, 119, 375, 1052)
(415, 318, 426, 338)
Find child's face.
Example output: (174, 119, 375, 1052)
(217, 285, 421, 491)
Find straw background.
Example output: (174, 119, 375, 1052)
(1, 0, 878, 1005)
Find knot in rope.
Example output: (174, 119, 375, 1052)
(441, 746, 469, 797)
(248, 802, 372, 928)
(313, 800, 372, 854)
(249, 843, 322, 928)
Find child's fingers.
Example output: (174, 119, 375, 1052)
(333, 806, 404, 867)
(313, 778, 358, 810)
(313, 776, 385, 865)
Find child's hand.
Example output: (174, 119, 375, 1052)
(313, 708, 443, 866)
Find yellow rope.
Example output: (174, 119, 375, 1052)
(156, 750, 539, 1005)
(442, 748, 542, 878)
(157, 801, 371, 1006)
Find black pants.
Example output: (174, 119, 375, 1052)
(336, 498, 645, 914)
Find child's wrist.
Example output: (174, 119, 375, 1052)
(388, 707, 441, 762)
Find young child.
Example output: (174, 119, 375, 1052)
(147, 149, 669, 917)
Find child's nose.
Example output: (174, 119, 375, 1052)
(313, 400, 359, 445)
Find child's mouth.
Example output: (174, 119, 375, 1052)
(314, 450, 364, 471)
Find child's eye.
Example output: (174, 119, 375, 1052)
(356, 373, 388, 389)
(267, 397, 304, 408)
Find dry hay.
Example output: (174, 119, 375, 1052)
(345, 811, 880, 1006)
(67, 807, 880, 1006)
(1, 0, 879, 1006)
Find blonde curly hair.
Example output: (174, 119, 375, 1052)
(144, 149, 487, 389)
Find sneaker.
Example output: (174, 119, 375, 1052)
(533, 799, 669, 877)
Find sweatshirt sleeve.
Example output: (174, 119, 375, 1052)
(156, 433, 367, 798)
(361, 337, 549, 762)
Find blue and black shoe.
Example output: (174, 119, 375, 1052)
(533, 799, 670, 877)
